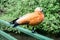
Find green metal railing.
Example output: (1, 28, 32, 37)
(0, 30, 17, 40)
(0, 19, 54, 40)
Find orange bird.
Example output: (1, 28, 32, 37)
(10, 7, 44, 33)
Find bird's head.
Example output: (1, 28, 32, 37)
(34, 7, 43, 12)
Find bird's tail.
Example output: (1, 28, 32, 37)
(13, 22, 19, 27)
(10, 18, 19, 24)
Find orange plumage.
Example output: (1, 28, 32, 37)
(16, 7, 44, 26)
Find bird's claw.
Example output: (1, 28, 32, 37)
(32, 30, 35, 33)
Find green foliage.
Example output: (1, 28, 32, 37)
(0, 0, 60, 34)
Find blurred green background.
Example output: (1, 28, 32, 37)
(0, 0, 60, 34)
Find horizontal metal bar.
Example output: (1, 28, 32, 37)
(16, 26, 53, 40)
(0, 19, 54, 40)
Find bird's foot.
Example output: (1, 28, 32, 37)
(32, 30, 35, 33)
